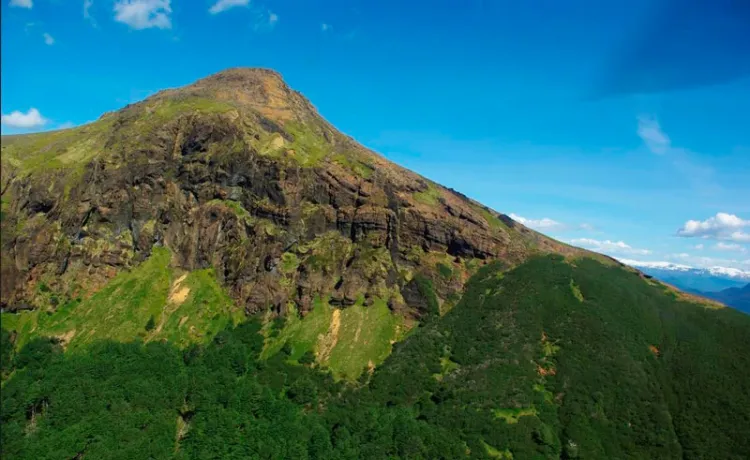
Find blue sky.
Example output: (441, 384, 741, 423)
(2, 0, 750, 272)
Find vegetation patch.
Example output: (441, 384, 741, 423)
(206, 199, 254, 225)
(0, 248, 243, 351)
(253, 121, 332, 166)
(151, 97, 235, 121)
(482, 441, 514, 459)
(332, 153, 375, 179)
(279, 252, 300, 274)
(262, 297, 403, 381)
(325, 298, 402, 381)
(413, 183, 442, 206)
(533, 383, 555, 403)
(492, 407, 538, 424)
(261, 299, 333, 361)
(433, 355, 460, 381)
(476, 205, 508, 231)
(298, 231, 353, 273)
(1, 119, 113, 175)
(437, 262, 453, 280)
(413, 274, 440, 318)
(570, 279, 584, 302)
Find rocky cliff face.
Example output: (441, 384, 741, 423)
(1, 68, 583, 318)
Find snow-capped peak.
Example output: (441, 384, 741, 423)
(707, 266, 750, 279)
(616, 259, 693, 271)
(616, 258, 750, 280)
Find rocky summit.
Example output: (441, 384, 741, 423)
(1, 68, 584, 319)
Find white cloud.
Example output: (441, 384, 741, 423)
(83, 0, 97, 26)
(510, 213, 565, 231)
(57, 121, 76, 130)
(252, 9, 278, 32)
(321, 23, 330, 32)
(510, 213, 593, 233)
(209, 0, 249, 15)
(84, 0, 93, 17)
(715, 242, 747, 253)
(1, 108, 47, 128)
(636, 115, 720, 196)
(730, 231, 750, 243)
(10, 0, 33, 8)
(570, 238, 652, 256)
(637, 115, 670, 155)
(114, 0, 171, 30)
(693, 244, 704, 250)
(43, 32, 55, 45)
(677, 212, 750, 243)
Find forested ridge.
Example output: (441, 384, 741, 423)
(2, 255, 750, 459)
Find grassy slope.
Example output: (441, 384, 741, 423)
(262, 297, 405, 381)
(0, 248, 244, 351)
(1, 244, 404, 380)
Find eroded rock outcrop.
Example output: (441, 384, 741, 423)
(0, 68, 580, 317)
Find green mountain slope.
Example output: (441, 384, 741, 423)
(1, 68, 611, 380)
(2, 256, 748, 459)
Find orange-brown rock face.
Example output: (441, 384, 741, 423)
(0, 68, 585, 317)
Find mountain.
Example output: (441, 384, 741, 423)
(618, 259, 750, 293)
(2, 69, 750, 459)
(697, 284, 750, 314)
(0, 68, 591, 378)
(0, 68, 579, 314)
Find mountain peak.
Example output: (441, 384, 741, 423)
(1, 67, 597, 325)
(138, 67, 311, 124)
(190, 67, 288, 95)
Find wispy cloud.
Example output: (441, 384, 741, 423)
(10, 0, 33, 9)
(715, 242, 748, 253)
(209, 0, 249, 15)
(83, 0, 98, 26)
(321, 23, 331, 32)
(510, 213, 593, 233)
(637, 115, 670, 155)
(570, 237, 652, 256)
(636, 114, 720, 196)
(510, 213, 565, 231)
(252, 9, 278, 32)
(43, 32, 55, 45)
(114, 0, 172, 30)
(677, 212, 750, 243)
(1, 108, 47, 129)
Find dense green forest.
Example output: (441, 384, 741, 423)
(2, 255, 750, 459)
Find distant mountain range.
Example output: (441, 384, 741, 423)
(619, 259, 750, 314)
(696, 284, 750, 315)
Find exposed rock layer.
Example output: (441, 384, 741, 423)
(0, 68, 584, 316)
